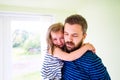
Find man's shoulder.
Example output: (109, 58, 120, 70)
(83, 50, 99, 58)
(76, 50, 101, 62)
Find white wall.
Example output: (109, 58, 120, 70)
(78, 2, 120, 80)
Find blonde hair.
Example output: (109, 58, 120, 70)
(46, 22, 64, 54)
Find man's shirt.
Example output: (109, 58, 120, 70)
(62, 51, 111, 80)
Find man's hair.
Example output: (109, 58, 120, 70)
(64, 14, 88, 34)
(46, 22, 64, 54)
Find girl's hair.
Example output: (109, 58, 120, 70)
(46, 22, 64, 54)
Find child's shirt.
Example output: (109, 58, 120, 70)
(41, 52, 63, 80)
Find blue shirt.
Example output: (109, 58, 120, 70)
(62, 51, 111, 80)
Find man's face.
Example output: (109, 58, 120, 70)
(51, 31, 64, 48)
(64, 23, 86, 52)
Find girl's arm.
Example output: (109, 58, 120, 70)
(53, 43, 95, 61)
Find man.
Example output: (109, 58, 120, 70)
(62, 14, 111, 80)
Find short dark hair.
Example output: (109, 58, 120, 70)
(65, 14, 88, 34)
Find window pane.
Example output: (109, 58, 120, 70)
(11, 16, 54, 80)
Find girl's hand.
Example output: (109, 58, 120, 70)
(82, 43, 96, 53)
(53, 46, 62, 54)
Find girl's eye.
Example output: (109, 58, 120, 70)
(61, 37, 64, 40)
(53, 39, 57, 41)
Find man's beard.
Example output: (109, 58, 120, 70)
(65, 41, 83, 53)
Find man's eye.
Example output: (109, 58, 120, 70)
(73, 35, 78, 37)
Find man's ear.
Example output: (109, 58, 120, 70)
(83, 33, 87, 40)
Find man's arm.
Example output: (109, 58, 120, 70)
(86, 52, 111, 80)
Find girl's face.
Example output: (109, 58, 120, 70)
(51, 31, 64, 48)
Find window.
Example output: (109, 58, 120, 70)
(0, 12, 54, 80)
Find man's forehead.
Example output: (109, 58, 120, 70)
(64, 25, 83, 34)
(64, 23, 82, 29)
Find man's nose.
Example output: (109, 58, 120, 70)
(67, 35, 72, 42)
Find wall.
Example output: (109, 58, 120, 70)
(0, 4, 77, 22)
(78, 1, 120, 80)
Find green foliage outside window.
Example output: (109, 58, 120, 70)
(12, 30, 41, 55)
